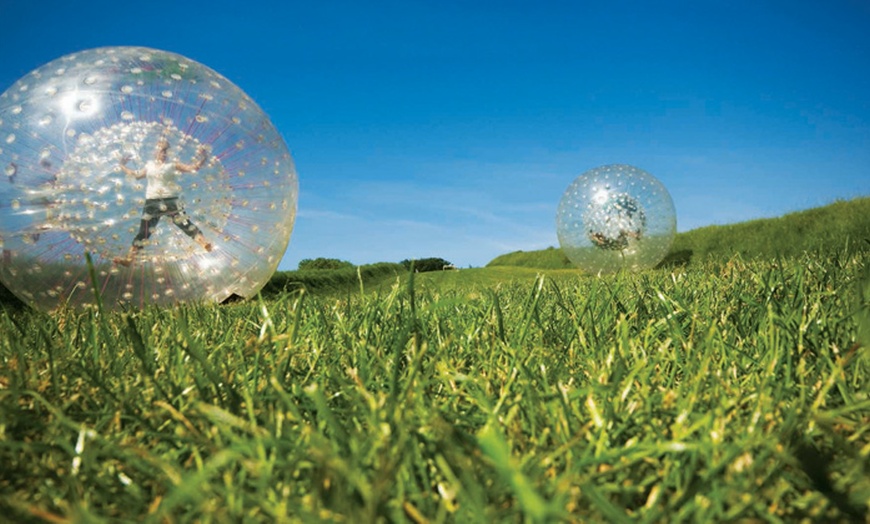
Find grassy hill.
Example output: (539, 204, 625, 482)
(671, 197, 870, 261)
(487, 246, 574, 269)
(488, 196, 870, 269)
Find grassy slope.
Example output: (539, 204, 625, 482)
(488, 196, 870, 270)
(672, 197, 870, 261)
(487, 246, 575, 270)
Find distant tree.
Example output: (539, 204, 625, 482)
(400, 257, 454, 272)
(298, 257, 354, 271)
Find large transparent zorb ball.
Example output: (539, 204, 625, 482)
(0, 47, 298, 310)
(556, 165, 675, 274)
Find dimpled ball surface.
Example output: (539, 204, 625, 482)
(556, 164, 675, 275)
(0, 47, 297, 310)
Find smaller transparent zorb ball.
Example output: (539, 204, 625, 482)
(556, 165, 675, 274)
(0, 47, 298, 310)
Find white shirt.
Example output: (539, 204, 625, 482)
(143, 160, 182, 199)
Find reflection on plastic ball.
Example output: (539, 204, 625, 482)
(0, 47, 298, 310)
(556, 164, 676, 275)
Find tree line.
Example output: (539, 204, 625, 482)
(298, 257, 455, 273)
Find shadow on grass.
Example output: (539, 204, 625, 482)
(0, 282, 27, 312)
(656, 249, 694, 269)
(791, 442, 867, 521)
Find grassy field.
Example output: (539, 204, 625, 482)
(1, 249, 869, 522)
(1, 198, 870, 522)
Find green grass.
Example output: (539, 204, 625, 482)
(1, 250, 869, 522)
(378, 266, 582, 294)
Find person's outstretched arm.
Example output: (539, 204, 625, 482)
(119, 156, 145, 179)
(176, 145, 210, 173)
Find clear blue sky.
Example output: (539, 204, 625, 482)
(2, 0, 868, 269)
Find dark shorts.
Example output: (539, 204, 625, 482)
(133, 197, 202, 246)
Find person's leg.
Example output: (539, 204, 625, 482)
(114, 201, 162, 266)
(168, 200, 212, 252)
(134, 214, 161, 246)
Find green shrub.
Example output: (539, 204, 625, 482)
(400, 257, 454, 272)
(297, 257, 355, 270)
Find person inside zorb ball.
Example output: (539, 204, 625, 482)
(114, 130, 214, 266)
(0, 47, 298, 311)
(556, 164, 676, 275)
